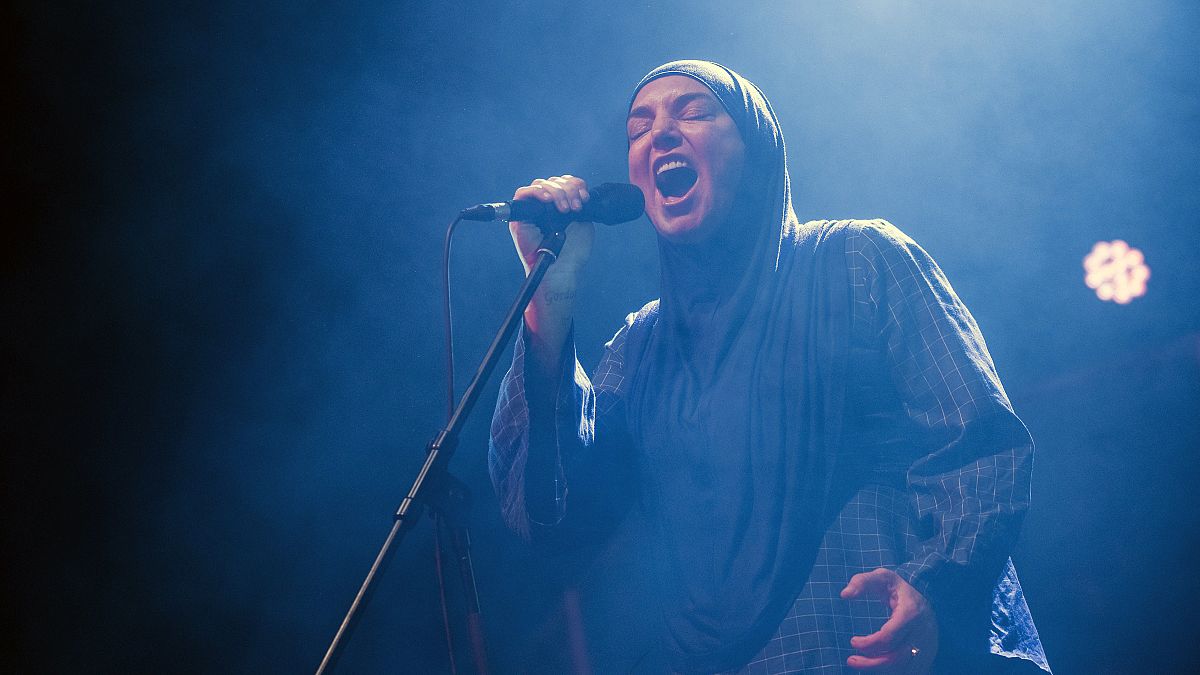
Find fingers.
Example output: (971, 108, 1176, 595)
(850, 600, 917, 656)
(843, 568, 938, 673)
(508, 175, 596, 275)
(846, 650, 907, 671)
(848, 644, 934, 674)
(841, 567, 897, 601)
(513, 175, 590, 215)
(552, 174, 589, 209)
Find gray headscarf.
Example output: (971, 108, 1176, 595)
(622, 60, 855, 672)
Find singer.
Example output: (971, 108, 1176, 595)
(489, 61, 1050, 674)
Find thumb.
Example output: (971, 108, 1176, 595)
(841, 568, 894, 600)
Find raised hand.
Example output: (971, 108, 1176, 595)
(508, 175, 595, 378)
(841, 568, 939, 674)
(508, 175, 595, 276)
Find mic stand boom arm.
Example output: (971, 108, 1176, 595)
(316, 225, 570, 674)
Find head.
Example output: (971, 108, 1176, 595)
(627, 75, 746, 243)
(627, 61, 788, 246)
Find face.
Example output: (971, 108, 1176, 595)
(627, 76, 746, 243)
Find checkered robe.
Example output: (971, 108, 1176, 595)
(490, 221, 1050, 674)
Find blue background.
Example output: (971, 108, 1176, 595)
(6, 1, 1199, 672)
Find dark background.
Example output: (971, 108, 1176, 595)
(6, 1, 1199, 673)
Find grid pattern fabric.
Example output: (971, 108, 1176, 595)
(489, 220, 1048, 673)
(741, 485, 908, 674)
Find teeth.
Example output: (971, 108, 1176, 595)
(656, 159, 689, 175)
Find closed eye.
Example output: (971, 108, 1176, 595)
(679, 102, 715, 120)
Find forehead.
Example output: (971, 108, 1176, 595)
(629, 75, 719, 115)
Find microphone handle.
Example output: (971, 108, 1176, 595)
(459, 182, 643, 225)
(460, 200, 583, 224)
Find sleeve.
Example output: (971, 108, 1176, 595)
(488, 315, 636, 542)
(848, 221, 1034, 613)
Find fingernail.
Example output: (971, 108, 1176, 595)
(572, 199, 582, 209)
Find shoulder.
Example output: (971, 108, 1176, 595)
(795, 219, 944, 316)
(850, 219, 920, 254)
(603, 299, 660, 353)
(790, 218, 924, 275)
(806, 219, 935, 277)
(626, 298, 661, 332)
(799, 218, 916, 251)
(789, 218, 916, 257)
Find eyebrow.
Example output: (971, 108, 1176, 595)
(627, 91, 718, 120)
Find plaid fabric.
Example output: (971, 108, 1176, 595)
(489, 221, 1049, 673)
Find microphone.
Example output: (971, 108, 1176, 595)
(460, 182, 645, 225)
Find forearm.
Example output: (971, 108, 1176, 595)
(521, 306, 574, 525)
(523, 271, 577, 384)
(852, 222, 1033, 606)
(490, 322, 580, 539)
(490, 309, 637, 543)
(494, 175, 599, 538)
(520, 275, 577, 524)
(897, 412, 1033, 610)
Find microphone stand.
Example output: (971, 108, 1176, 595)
(316, 224, 570, 674)
(435, 483, 490, 674)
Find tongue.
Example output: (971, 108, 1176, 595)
(655, 166, 698, 198)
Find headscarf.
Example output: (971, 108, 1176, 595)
(621, 61, 855, 672)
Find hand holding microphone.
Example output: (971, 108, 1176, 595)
(480, 175, 634, 379)
(504, 176, 598, 278)
(461, 176, 644, 276)
(461, 178, 644, 225)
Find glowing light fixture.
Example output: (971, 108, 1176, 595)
(1083, 240, 1149, 304)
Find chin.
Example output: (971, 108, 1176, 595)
(651, 215, 715, 244)
(650, 200, 731, 245)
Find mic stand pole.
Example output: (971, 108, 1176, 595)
(434, 477, 490, 674)
(316, 224, 570, 674)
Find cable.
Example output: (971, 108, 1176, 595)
(443, 214, 463, 421)
(433, 518, 457, 675)
(435, 214, 465, 674)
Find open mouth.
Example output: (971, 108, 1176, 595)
(655, 162, 699, 200)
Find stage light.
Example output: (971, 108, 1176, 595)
(1083, 240, 1149, 304)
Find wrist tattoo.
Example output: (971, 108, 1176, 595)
(541, 289, 576, 305)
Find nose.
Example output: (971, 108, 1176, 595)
(650, 117, 681, 151)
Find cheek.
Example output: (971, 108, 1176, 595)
(627, 151, 647, 184)
(714, 141, 746, 189)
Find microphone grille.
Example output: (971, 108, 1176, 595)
(590, 182, 645, 225)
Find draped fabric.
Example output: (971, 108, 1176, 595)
(621, 61, 858, 672)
